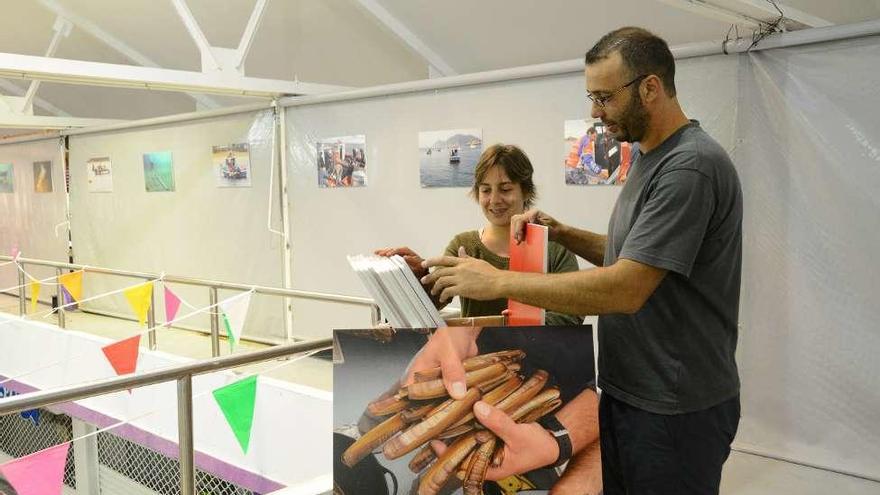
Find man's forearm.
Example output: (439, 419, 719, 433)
(496, 265, 631, 316)
(555, 226, 607, 267)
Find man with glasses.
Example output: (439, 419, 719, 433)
(420, 26, 743, 495)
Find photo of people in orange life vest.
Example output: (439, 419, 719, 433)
(564, 119, 637, 185)
(317, 135, 367, 188)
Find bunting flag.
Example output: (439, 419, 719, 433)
(163, 286, 182, 325)
(10, 246, 19, 259)
(219, 292, 252, 351)
(123, 282, 153, 326)
(101, 335, 141, 377)
(29, 280, 40, 314)
(58, 271, 83, 303)
(20, 409, 40, 426)
(0, 443, 70, 495)
(212, 375, 258, 454)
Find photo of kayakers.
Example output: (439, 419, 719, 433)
(317, 135, 367, 188)
(213, 143, 251, 188)
(564, 119, 637, 186)
(419, 128, 482, 188)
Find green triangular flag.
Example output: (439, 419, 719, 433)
(212, 375, 258, 454)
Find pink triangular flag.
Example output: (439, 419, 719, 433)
(0, 443, 70, 495)
(101, 335, 141, 376)
(164, 286, 182, 326)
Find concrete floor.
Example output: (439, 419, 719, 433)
(2, 294, 879, 494)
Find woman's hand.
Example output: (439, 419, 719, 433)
(374, 246, 428, 279)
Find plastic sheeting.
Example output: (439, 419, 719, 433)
(66, 110, 288, 342)
(733, 36, 880, 479)
(284, 54, 739, 341)
(0, 138, 68, 300)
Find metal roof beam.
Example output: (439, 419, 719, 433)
(36, 0, 222, 109)
(0, 51, 350, 98)
(353, 0, 457, 76)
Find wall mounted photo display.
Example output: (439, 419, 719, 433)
(419, 128, 482, 188)
(213, 143, 251, 187)
(564, 119, 637, 186)
(316, 135, 367, 188)
(33, 161, 53, 193)
(0, 163, 13, 193)
(142, 151, 175, 192)
(87, 157, 113, 193)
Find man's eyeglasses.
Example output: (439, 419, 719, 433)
(586, 74, 648, 108)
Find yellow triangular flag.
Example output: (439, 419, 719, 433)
(30, 280, 40, 314)
(58, 271, 83, 303)
(123, 282, 153, 326)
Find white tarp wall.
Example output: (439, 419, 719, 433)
(66, 110, 287, 343)
(284, 54, 737, 341)
(734, 35, 880, 480)
(0, 138, 68, 300)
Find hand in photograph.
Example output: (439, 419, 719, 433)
(472, 400, 558, 480)
(403, 326, 481, 399)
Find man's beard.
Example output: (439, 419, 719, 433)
(610, 90, 649, 143)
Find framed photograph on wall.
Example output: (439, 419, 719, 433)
(316, 135, 367, 188)
(419, 128, 482, 188)
(142, 151, 175, 192)
(564, 119, 636, 186)
(213, 143, 251, 188)
(33, 161, 53, 193)
(87, 157, 113, 193)
(0, 163, 13, 193)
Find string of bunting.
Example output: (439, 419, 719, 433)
(0, 348, 321, 495)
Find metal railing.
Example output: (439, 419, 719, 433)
(0, 338, 333, 495)
(0, 255, 380, 356)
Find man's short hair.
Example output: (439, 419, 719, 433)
(585, 27, 677, 97)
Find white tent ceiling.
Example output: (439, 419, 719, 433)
(0, 0, 877, 128)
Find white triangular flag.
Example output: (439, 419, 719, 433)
(219, 292, 252, 351)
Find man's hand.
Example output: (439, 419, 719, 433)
(511, 209, 566, 244)
(470, 401, 559, 480)
(422, 247, 507, 303)
(374, 246, 427, 279)
(402, 326, 480, 399)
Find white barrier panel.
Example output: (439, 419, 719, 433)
(0, 313, 331, 492)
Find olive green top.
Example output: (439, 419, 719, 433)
(443, 230, 584, 326)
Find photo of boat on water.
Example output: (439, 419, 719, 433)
(418, 128, 482, 187)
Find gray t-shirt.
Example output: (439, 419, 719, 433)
(598, 121, 742, 414)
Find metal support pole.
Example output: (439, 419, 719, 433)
(209, 287, 220, 357)
(147, 283, 157, 350)
(177, 375, 195, 495)
(17, 266, 26, 316)
(56, 267, 65, 328)
(72, 419, 100, 495)
(278, 104, 295, 342)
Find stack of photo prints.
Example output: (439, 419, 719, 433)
(347, 254, 446, 329)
